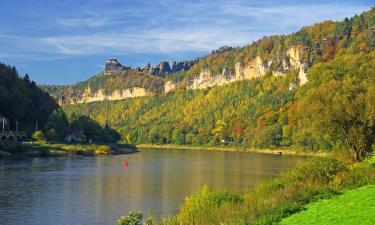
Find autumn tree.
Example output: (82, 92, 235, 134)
(297, 78, 375, 161)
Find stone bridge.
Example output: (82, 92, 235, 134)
(0, 132, 27, 141)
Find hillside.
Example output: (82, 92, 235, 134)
(61, 7, 375, 155)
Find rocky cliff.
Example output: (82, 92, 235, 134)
(105, 59, 130, 71)
(185, 45, 308, 90)
(73, 87, 152, 104)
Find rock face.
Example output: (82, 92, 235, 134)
(164, 81, 177, 93)
(186, 45, 308, 90)
(61, 87, 153, 104)
(287, 45, 308, 85)
(171, 60, 198, 72)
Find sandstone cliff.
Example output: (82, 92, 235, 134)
(60, 87, 153, 104)
(185, 45, 308, 90)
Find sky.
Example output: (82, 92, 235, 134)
(0, 0, 373, 85)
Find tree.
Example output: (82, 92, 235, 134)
(148, 127, 160, 144)
(297, 78, 375, 161)
(44, 108, 69, 140)
(172, 129, 185, 145)
(32, 130, 45, 142)
(212, 120, 226, 141)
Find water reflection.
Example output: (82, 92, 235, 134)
(0, 149, 306, 225)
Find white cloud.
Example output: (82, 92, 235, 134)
(57, 17, 111, 28)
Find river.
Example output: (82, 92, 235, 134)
(0, 148, 306, 225)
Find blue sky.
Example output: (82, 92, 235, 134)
(0, 0, 373, 85)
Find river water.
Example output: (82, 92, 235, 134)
(0, 148, 306, 225)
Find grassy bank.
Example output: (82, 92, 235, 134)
(0, 141, 137, 157)
(137, 144, 328, 157)
(279, 185, 375, 225)
(118, 155, 375, 225)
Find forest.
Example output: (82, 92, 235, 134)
(0, 63, 58, 133)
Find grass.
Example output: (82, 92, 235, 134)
(279, 185, 375, 225)
(132, 155, 375, 225)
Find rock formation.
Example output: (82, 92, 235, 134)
(186, 45, 308, 90)
(105, 58, 198, 77)
(140, 59, 198, 76)
(105, 59, 126, 71)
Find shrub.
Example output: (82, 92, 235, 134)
(287, 157, 346, 183)
(117, 211, 142, 225)
(32, 131, 45, 142)
(177, 185, 244, 224)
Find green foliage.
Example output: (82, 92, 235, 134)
(293, 52, 375, 160)
(172, 129, 185, 145)
(44, 108, 69, 140)
(32, 131, 45, 142)
(69, 114, 120, 143)
(178, 185, 244, 224)
(117, 211, 142, 225)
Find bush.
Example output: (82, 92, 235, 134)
(117, 211, 142, 225)
(287, 157, 347, 183)
(32, 131, 45, 142)
(177, 185, 244, 224)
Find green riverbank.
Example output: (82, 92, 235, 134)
(118, 155, 375, 225)
(279, 185, 375, 225)
(0, 142, 137, 157)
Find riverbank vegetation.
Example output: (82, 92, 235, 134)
(0, 141, 136, 157)
(118, 155, 375, 225)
